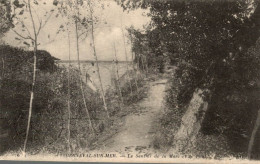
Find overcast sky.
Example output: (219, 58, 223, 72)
(3, 0, 150, 61)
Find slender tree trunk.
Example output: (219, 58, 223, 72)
(75, 17, 94, 132)
(23, 42, 36, 156)
(66, 26, 71, 153)
(1, 52, 4, 78)
(136, 54, 140, 71)
(141, 55, 145, 73)
(120, 19, 133, 95)
(129, 32, 139, 94)
(248, 109, 260, 159)
(145, 55, 149, 74)
(23, 0, 36, 156)
(113, 42, 124, 107)
(88, 1, 109, 117)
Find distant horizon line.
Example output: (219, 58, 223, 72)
(56, 60, 132, 63)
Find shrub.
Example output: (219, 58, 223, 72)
(0, 46, 105, 154)
(201, 39, 260, 153)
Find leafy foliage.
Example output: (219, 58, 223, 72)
(0, 45, 147, 154)
(0, 1, 12, 37)
(123, 0, 260, 155)
(0, 45, 58, 75)
(0, 46, 104, 153)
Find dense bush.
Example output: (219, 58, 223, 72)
(0, 46, 106, 154)
(0, 45, 148, 154)
(202, 38, 260, 153)
(0, 45, 58, 75)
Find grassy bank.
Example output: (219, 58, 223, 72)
(0, 45, 149, 155)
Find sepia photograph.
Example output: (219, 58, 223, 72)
(0, 0, 260, 163)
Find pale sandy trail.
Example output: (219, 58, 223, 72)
(101, 78, 168, 155)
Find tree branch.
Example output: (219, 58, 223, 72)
(19, 19, 33, 39)
(11, 29, 33, 40)
(36, 20, 42, 37)
(78, 30, 89, 39)
(37, 11, 54, 36)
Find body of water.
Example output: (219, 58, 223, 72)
(57, 60, 133, 91)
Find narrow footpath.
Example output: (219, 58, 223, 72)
(101, 78, 168, 155)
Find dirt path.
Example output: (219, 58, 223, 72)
(101, 78, 168, 155)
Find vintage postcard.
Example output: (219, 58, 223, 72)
(0, 0, 260, 163)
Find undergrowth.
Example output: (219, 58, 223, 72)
(0, 45, 148, 155)
(152, 75, 185, 152)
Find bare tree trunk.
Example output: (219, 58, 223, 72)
(88, 1, 109, 117)
(23, 41, 36, 156)
(141, 55, 146, 73)
(248, 109, 260, 159)
(113, 42, 124, 107)
(120, 19, 133, 95)
(66, 26, 71, 153)
(129, 32, 139, 94)
(75, 16, 94, 132)
(1, 54, 4, 78)
(145, 55, 149, 74)
(136, 54, 140, 71)
(23, 0, 37, 156)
